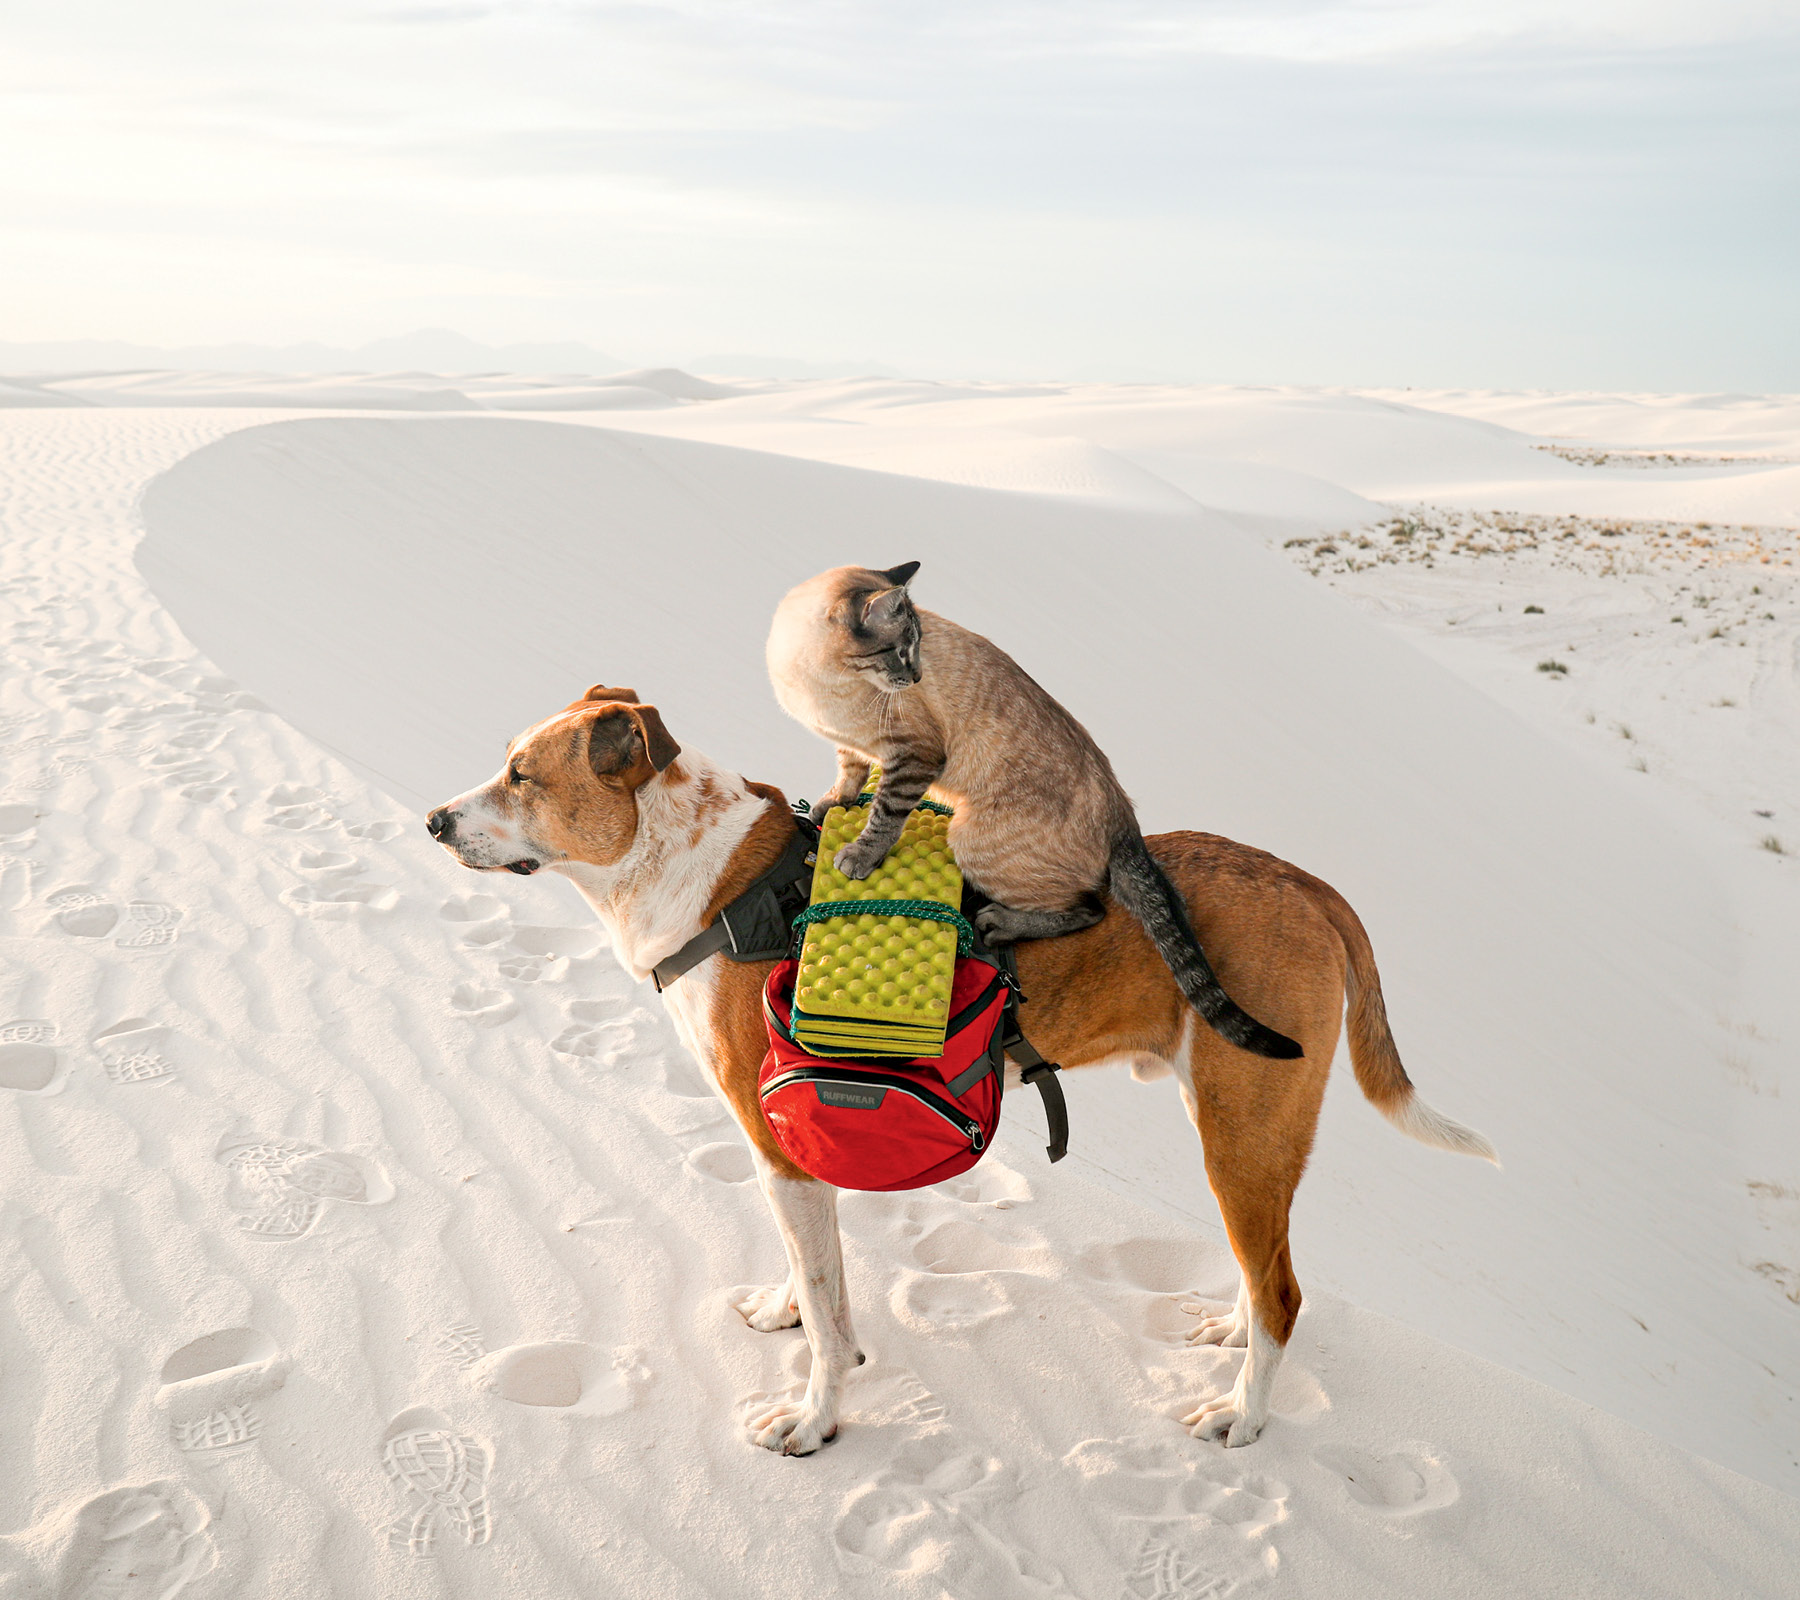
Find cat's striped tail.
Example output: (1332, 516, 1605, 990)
(1107, 833, 1304, 1060)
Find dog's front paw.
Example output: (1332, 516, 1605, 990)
(734, 1282, 801, 1333)
(1181, 1388, 1263, 1448)
(745, 1395, 837, 1456)
(834, 838, 888, 881)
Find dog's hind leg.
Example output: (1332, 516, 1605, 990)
(1180, 1179, 1299, 1448)
(1174, 1047, 1316, 1447)
(743, 1166, 862, 1455)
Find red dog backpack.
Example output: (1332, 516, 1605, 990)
(759, 955, 1009, 1191)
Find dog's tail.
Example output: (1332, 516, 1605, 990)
(1107, 833, 1303, 1060)
(1308, 874, 1499, 1163)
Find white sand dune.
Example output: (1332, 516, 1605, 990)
(0, 394, 1795, 1597)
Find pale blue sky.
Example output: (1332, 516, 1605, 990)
(3, 1, 1795, 386)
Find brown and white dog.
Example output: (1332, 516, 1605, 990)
(427, 685, 1497, 1456)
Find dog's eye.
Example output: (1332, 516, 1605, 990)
(508, 763, 529, 785)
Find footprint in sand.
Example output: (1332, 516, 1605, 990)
(498, 925, 605, 984)
(44, 1482, 216, 1599)
(1065, 1435, 1287, 1597)
(144, 747, 202, 772)
(685, 1141, 754, 1184)
(264, 784, 335, 832)
(550, 1000, 639, 1061)
(1078, 1236, 1211, 1296)
(156, 1327, 290, 1454)
(513, 924, 606, 960)
(909, 1217, 1037, 1276)
(1313, 1441, 1460, 1517)
(93, 1018, 179, 1086)
(893, 1271, 1015, 1333)
(0, 801, 44, 836)
(0, 1019, 65, 1096)
(436, 1324, 490, 1371)
(216, 1131, 395, 1240)
(834, 1435, 1064, 1595)
(0, 854, 33, 912)
(47, 885, 119, 938)
(451, 984, 517, 1028)
(1075, 1236, 1245, 1345)
(469, 1341, 651, 1417)
(160, 762, 232, 803)
(439, 893, 511, 947)
(344, 818, 404, 842)
(116, 900, 182, 949)
(281, 850, 399, 918)
(841, 1362, 948, 1432)
(886, 1210, 1049, 1333)
(18, 756, 85, 791)
(381, 1406, 494, 1556)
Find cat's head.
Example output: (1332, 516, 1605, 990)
(769, 561, 924, 693)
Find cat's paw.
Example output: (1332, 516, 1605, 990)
(834, 838, 889, 880)
(973, 904, 1020, 944)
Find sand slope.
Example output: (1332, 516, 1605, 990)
(135, 412, 1796, 1489)
(0, 402, 1794, 1598)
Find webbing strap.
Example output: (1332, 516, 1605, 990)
(652, 811, 817, 991)
(990, 942, 1068, 1164)
(791, 898, 976, 955)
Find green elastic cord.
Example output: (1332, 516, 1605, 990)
(850, 790, 955, 817)
(792, 899, 975, 956)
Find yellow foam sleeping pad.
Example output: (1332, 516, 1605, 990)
(791, 798, 966, 1059)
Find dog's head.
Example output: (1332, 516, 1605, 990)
(425, 685, 681, 875)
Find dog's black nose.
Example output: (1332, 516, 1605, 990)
(426, 807, 454, 841)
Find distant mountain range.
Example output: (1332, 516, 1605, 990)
(0, 328, 898, 380)
(0, 329, 627, 376)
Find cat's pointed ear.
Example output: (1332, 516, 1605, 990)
(863, 587, 912, 626)
(880, 561, 920, 587)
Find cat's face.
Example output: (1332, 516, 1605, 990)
(838, 569, 923, 692)
(770, 561, 924, 695)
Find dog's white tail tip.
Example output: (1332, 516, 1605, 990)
(1385, 1093, 1500, 1166)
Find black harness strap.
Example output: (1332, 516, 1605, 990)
(651, 812, 818, 992)
(988, 941, 1069, 1164)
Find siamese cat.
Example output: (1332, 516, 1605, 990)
(766, 561, 1301, 1059)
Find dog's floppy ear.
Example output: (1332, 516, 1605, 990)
(584, 701, 681, 781)
(581, 684, 640, 704)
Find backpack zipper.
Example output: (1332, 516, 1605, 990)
(760, 1067, 985, 1151)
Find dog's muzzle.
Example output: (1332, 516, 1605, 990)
(426, 805, 540, 874)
